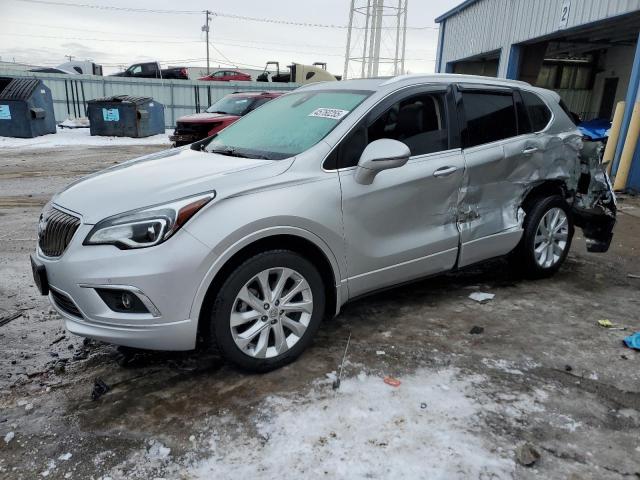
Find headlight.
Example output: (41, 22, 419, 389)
(84, 192, 215, 249)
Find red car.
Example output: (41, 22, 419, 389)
(170, 91, 283, 146)
(198, 70, 251, 82)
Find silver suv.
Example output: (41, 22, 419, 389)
(31, 74, 616, 371)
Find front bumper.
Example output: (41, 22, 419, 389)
(36, 223, 212, 351)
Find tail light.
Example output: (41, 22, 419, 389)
(181, 68, 188, 78)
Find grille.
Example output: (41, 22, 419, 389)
(50, 289, 82, 318)
(175, 121, 218, 136)
(38, 207, 81, 257)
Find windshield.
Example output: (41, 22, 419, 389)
(205, 90, 370, 159)
(206, 96, 255, 116)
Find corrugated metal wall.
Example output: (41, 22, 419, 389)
(556, 88, 594, 119)
(0, 68, 299, 128)
(439, 0, 640, 76)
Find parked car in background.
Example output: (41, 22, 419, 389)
(31, 75, 616, 373)
(199, 70, 252, 82)
(170, 91, 282, 146)
(31, 60, 103, 76)
(111, 62, 188, 80)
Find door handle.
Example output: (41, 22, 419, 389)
(522, 147, 539, 155)
(433, 166, 458, 177)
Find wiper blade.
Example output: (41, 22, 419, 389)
(210, 147, 269, 160)
(209, 110, 228, 114)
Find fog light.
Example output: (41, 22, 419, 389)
(121, 292, 133, 310)
(96, 288, 150, 314)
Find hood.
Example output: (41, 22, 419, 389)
(177, 112, 240, 123)
(54, 148, 292, 224)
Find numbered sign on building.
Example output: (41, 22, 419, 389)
(559, 0, 571, 29)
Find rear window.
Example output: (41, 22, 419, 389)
(462, 91, 517, 147)
(522, 91, 552, 131)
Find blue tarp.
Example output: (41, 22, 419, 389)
(578, 118, 611, 141)
(623, 332, 640, 350)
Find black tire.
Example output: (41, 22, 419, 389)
(208, 250, 325, 372)
(510, 195, 574, 279)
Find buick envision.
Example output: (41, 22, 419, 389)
(31, 74, 616, 371)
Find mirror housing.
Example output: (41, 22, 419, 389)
(354, 139, 410, 185)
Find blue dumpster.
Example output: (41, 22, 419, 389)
(0, 77, 56, 138)
(87, 95, 165, 138)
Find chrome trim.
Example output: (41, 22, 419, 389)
(79, 283, 162, 317)
(38, 206, 82, 259)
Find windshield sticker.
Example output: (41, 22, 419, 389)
(0, 105, 10, 120)
(308, 108, 350, 120)
(102, 108, 120, 122)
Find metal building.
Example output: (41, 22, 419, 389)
(434, 0, 640, 190)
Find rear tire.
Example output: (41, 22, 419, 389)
(207, 250, 325, 372)
(510, 195, 574, 279)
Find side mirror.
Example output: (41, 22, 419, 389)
(354, 139, 410, 185)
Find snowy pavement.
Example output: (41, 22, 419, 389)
(155, 368, 534, 480)
(0, 127, 172, 150)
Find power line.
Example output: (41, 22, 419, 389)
(209, 10, 435, 30)
(0, 32, 201, 44)
(14, 0, 200, 14)
(0, 32, 433, 62)
(7, 20, 196, 39)
(210, 39, 433, 61)
(8, 20, 352, 50)
(208, 43, 234, 67)
(13, 0, 439, 30)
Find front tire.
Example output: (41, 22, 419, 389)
(208, 250, 325, 372)
(511, 195, 574, 278)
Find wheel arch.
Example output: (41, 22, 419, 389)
(191, 228, 343, 345)
(521, 179, 570, 212)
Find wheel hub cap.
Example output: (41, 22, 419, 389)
(534, 207, 569, 268)
(230, 267, 313, 359)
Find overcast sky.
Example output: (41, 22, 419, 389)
(1, 0, 459, 76)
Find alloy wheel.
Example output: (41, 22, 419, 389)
(534, 207, 569, 268)
(230, 267, 313, 358)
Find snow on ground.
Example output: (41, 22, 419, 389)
(0, 127, 172, 150)
(107, 367, 551, 480)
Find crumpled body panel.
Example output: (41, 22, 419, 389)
(572, 140, 617, 252)
(456, 128, 614, 265)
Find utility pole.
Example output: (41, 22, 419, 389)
(65, 55, 74, 62)
(202, 10, 212, 74)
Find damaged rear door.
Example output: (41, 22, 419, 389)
(454, 85, 532, 267)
